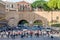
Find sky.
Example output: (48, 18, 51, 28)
(2, 0, 48, 3)
(2, 0, 35, 3)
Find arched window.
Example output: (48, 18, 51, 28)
(19, 4, 24, 11)
(6, 5, 9, 8)
(11, 4, 13, 8)
(19, 4, 31, 11)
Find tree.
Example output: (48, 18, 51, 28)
(31, 0, 51, 11)
(43, 2, 51, 11)
(36, 0, 45, 1)
(47, 0, 60, 10)
(58, 0, 60, 9)
(31, 0, 46, 8)
(31, 0, 60, 11)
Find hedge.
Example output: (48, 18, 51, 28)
(51, 24, 60, 27)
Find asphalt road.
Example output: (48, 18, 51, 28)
(0, 36, 60, 40)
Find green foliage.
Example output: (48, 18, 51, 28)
(58, 0, 60, 9)
(31, 0, 60, 11)
(48, 0, 57, 9)
(34, 22, 43, 26)
(43, 2, 52, 11)
(47, 0, 60, 10)
(51, 24, 60, 27)
(36, 0, 44, 1)
(31, 0, 46, 8)
(31, 0, 52, 11)
(33, 20, 43, 26)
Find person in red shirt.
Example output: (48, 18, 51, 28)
(30, 31, 33, 37)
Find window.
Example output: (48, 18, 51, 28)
(19, 4, 31, 11)
(11, 4, 13, 8)
(10, 4, 11, 8)
(56, 16, 59, 20)
(24, 5, 27, 11)
(7, 5, 9, 8)
(19, 4, 24, 11)
(19, 5, 23, 11)
(10, 4, 14, 8)
(17, 4, 19, 6)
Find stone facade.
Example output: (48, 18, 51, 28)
(0, 1, 60, 27)
(0, 1, 7, 27)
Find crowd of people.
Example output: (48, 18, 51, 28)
(0, 29, 59, 38)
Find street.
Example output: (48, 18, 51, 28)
(0, 36, 60, 40)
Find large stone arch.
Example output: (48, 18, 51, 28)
(32, 13, 48, 27)
(17, 19, 29, 26)
(32, 17, 48, 27)
(33, 20, 43, 26)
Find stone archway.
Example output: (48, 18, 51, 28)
(18, 20, 29, 26)
(33, 20, 43, 26)
(32, 18, 48, 27)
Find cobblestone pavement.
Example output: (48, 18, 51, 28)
(0, 36, 60, 40)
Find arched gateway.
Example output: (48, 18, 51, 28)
(18, 20, 29, 26)
(15, 12, 48, 27)
(33, 20, 43, 26)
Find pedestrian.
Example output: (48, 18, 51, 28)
(47, 31, 50, 37)
(26, 32, 28, 37)
(30, 31, 33, 37)
(20, 32, 25, 38)
(36, 33, 39, 37)
(20, 33, 24, 38)
(21, 34, 24, 38)
(51, 36, 54, 40)
(11, 33, 15, 39)
(8, 32, 10, 38)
